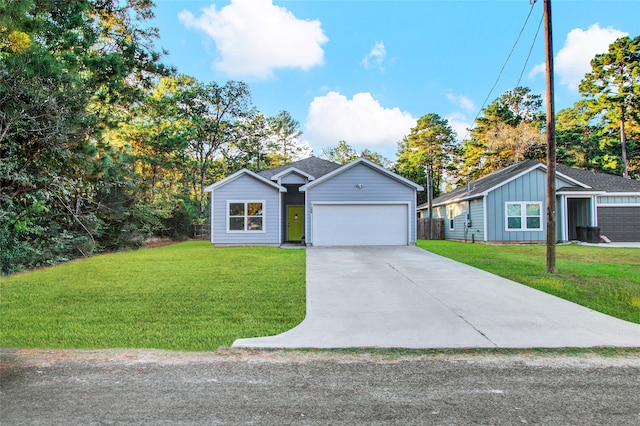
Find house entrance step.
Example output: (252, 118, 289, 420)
(280, 243, 306, 250)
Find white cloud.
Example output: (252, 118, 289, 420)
(446, 93, 476, 113)
(445, 112, 472, 142)
(530, 24, 627, 90)
(178, 0, 328, 79)
(305, 92, 416, 152)
(361, 41, 386, 71)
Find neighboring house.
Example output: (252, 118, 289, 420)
(417, 160, 640, 243)
(204, 157, 424, 246)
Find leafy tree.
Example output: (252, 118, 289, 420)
(320, 141, 391, 167)
(178, 80, 253, 214)
(458, 87, 545, 181)
(120, 75, 193, 202)
(579, 35, 640, 178)
(267, 110, 310, 166)
(394, 113, 457, 201)
(360, 149, 392, 168)
(555, 101, 602, 170)
(225, 111, 272, 172)
(0, 0, 167, 274)
(320, 141, 359, 164)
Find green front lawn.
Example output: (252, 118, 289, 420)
(0, 242, 306, 350)
(418, 241, 640, 324)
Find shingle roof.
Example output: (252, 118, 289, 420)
(257, 156, 342, 180)
(427, 160, 542, 207)
(421, 160, 640, 209)
(556, 164, 640, 192)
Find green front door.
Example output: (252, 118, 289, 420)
(287, 206, 304, 241)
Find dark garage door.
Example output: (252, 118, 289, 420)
(598, 206, 640, 242)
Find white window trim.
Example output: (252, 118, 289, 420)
(227, 200, 266, 233)
(505, 201, 543, 232)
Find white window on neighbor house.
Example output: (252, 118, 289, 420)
(228, 201, 264, 232)
(448, 206, 455, 230)
(505, 202, 542, 231)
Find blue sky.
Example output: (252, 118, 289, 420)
(151, 0, 640, 160)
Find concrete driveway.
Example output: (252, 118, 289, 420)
(233, 246, 640, 348)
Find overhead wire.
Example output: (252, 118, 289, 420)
(517, 13, 544, 88)
(459, 0, 540, 143)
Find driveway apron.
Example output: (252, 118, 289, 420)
(233, 246, 640, 348)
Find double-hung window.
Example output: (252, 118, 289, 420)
(228, 201, 264, 232)
(505, 202, 542, 231)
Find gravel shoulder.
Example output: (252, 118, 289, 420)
(2, 348, 640, 425)
(3, 347, 640, 367)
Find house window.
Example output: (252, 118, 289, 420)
(506, 202, 542, 231)
(228, 201, 264, 232)
(448, 207, 455, 230)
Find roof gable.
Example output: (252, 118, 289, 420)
(430, 160, 543, 206)
(300, 158, 424, 192)
(204, 169, 286, 193)
(269, 167, 315, 182)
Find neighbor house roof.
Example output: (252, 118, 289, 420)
(426, 160, 542, 207)
(257, 156, 342, 180)
(556, 164, 640, 193)
(421, 160, 640, 209)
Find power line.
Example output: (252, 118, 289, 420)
(459, 0, 540, 143)
(517, 13, 544, 88)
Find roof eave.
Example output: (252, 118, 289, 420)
(204, 169, 286, 193)
(301, 158, 423, 192)
(270, 167, 316, 182)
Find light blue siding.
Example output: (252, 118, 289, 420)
(210, 175, 280, 245)
(280, 173, 307, 184)
(556, 177, 574, 190)
(598, 195, 640, 205)
(305, 163, 418, 244)
(486, 168, 546, 242)
(469, 199, 485, 242)
(435, 199, 484, 242)
(441, 201, 466, 240)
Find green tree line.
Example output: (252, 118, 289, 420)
(0, 0, 306, 274)
(1, 1, 637, 274)
(393, 35, 639, 205)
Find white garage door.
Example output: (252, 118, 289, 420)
(312, 203, 409, 246)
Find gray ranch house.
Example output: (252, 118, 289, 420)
(418, 159, 640, 243)
(205, 157, 424, 246)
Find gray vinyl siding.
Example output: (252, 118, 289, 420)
(435, 198, 484, 242)
(305, 163, 417, 244)
(441, 201, 467, 240)
(280, 173, 307, 184)
(469, 198, 485, 242)
(485, 168, 546, 242)
(210, 175, 280, 245)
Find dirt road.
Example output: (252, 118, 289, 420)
(1, 348, 639, 425)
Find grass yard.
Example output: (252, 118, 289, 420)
(0, 241, 306, 351)
(418, 240, 640, 324)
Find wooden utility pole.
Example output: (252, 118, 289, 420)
(427, 164, 433, 239)
(544, 0, 557, 273)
